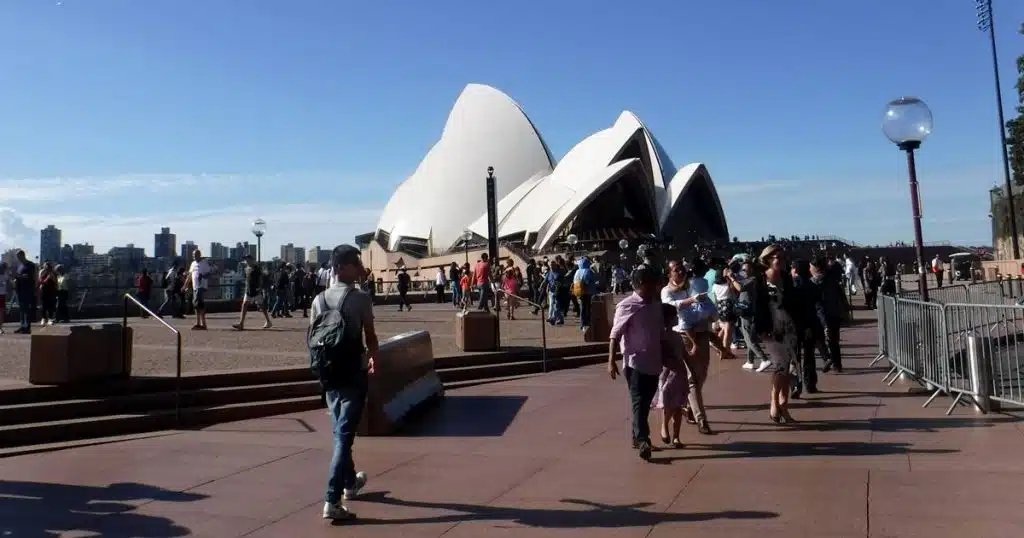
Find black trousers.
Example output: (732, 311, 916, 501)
(798, 329, 822, 390)
(625, 366, 659, 444)
(824, 316, 842, 369)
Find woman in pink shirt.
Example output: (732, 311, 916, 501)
(607, 265, 665, 461)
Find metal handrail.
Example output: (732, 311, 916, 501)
(493, 288, 548, 373)
(122, 293, 183, 427)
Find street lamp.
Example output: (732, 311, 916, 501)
(618, 239, 629, 250)
(976, 0, 1019, 259)
(883, 96, 933, 301)
(566, 234, 578, 259)
(251, 218, 266, 263)
(462, 230, 473, 266)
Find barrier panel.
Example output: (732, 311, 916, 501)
(876, 293, 1024, 414)
(358, 330, 444, 436)
(943, 303, 1024, 411)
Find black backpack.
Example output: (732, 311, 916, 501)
(307, 288, 364, 384)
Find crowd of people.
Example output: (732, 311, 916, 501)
(306, 241, 864, 520)
(606, 244, 851, 461)
(0, 250, 72, 334)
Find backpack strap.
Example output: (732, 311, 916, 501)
(317, 286, 353, 315)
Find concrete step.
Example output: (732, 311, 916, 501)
(0, 351, 609, 451)
(0, 396, 324, 448)
(0, 380, 322, 427)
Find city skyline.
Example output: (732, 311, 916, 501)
(1, 2, 1022, 254)
(31, 222, 330, 265)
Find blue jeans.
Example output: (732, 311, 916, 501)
(547, 291, 563, 324)
(451, 284, 461, 306)
(17, 292, 35, 330)
(477, 285, 493, 312)
(325, 372, 369, 504)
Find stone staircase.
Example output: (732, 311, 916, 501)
(0, 344, 608, 456)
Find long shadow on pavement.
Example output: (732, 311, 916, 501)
(651, 441, 955, 463)
(0, 481, 205, 538)
(353, 491, 778, 529)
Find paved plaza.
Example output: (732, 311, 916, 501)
(0, 302, 586, 382)
(1, 311, 1022, 537)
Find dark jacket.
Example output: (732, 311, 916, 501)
(811, 272, 845, 322)
(753, 273, 801, 340)
(792, 275, 824, 333)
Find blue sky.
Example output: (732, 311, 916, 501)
(0, 0, 1022, 257)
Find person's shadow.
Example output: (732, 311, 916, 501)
(0, 481, 206, 537)
(350, 491, 777, 528)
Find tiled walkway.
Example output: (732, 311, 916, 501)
(2, 312, 1023, 537)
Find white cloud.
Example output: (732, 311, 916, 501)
(0, 208, 37, 256)
(17, 203, 382, 256)
(0, 174, 243, 203)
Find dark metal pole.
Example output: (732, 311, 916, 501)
(980, 0, 1019, 259)
(256, 235, 262, 263)
(901, 142, 929, 302)
(485, 167, 500, 347)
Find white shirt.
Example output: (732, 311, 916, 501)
(317, 267, 333, 287)
(712, 282, 735, 302)
(435, 270, 446, 286)
(189, 260, 211, 290)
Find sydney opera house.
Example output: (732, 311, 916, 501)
(360, 84, 729, 260)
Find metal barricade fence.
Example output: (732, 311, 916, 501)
(876, 292, 1024, 414)
(966, 280, 1019, 305)
(943, 303, 1024, 411)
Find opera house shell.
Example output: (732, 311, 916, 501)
(372, 84, 728, 257)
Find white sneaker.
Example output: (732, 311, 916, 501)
(262, 321, 272, 329)
(730, 343, 740, 350)
(741, 361, 754, 370)
(322, 502, 356, 521)
(343, 472, 368, 500)
(756, 361, 771, 373)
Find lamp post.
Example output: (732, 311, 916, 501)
(883, 97, 933, 301)
(462, 230, 473, 266)
(976, 0, 1019, 259)
(251, 218, 266, 263)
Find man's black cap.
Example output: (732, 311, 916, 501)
(331, 244, 363, 268)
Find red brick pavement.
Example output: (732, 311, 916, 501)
(1, 311, 1023, 537)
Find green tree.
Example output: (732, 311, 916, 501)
(1007, 23, 1024, 184)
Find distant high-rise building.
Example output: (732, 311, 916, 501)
(154, 227, 176, 259)
(209, 242, 230, 260)
(59, 244, 74, 264)
(280, 243, 306, 264)
(181, 241, 198, 260)
(307, 246, 330, 267)
(40, 225, 62, 263)
(71, 243, 94, 259)
(109, 243, 146, 268)
(229, 241, 258, 260)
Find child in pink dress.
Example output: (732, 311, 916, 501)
(652, 303, 689, 448)
(502, 268, 520, 320)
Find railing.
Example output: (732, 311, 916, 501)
(123, 293, 183, 427)
(876, 290, 1024, 415)
(493, 288, 548, 373)
(899, 279, 1024, 305)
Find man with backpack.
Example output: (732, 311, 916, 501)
(308, 244, 379, 522)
